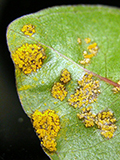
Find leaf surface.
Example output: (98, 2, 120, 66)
(7, 5, 120, 160)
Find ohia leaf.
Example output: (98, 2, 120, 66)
(7, 5, 120, 160)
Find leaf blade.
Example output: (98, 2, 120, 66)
(7, 5, 120, 160)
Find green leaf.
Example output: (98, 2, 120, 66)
(6, 5, 120, 160)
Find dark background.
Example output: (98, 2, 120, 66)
(0, 0, 120, 160)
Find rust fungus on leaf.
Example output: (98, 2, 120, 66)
(112, 80, 120, 93)
(78, 38, 99, 65)
(87, 42, 98, 54)
(79, 58, 91, 65)
(51, 69, 71, 100)
(12, 43, 46, 74)
(95, 110, 117, 139)
(77, 107, 117, 139)
(77, 37, 82, 44)
(68, 73, 100, 108)
(85, 37, 91, 44)
(31, 109, 60, 152)
(51, 82, 68, 101)
(60, 69, 71, 84)
(77, 106, 96, 127)
(21, 24, 35, 36)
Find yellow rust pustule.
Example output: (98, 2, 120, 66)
(77, 107, 117, 139)
(68, 73, 100, 108)
(85, 38, 91, 44)
(77, 37, 82, 44)
(95, 110, 117, 139)
(12, 43, 46, 74)
(51, 82, 68, 101)
(112, 80, 120, 94)
(60, 69, 71, 84)
(78, 37, 99, 65)
(77, 106, 96, 127)
(31, 109, 60, 152)
(87, 42, 99, 55)
(21, 24, 35, 36)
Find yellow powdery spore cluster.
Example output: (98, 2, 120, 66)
(77, 37, 82, 44)
(68, 73, 100, 108)
(77, 106, 96, 127)
(112, 80, 120, 94)
(51, 69, 71, 101)
(85, 37, 91, 44)
(51, 82, 68, 101)
(95, 110, 117, 139)
(78, 37, 99, 65)
(21, 24, 35, 36)
(31, 109, 60, 152)
(60, 69, 71, 84)
(12, 43, 46, 74)
(77, 107, 117, 139)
